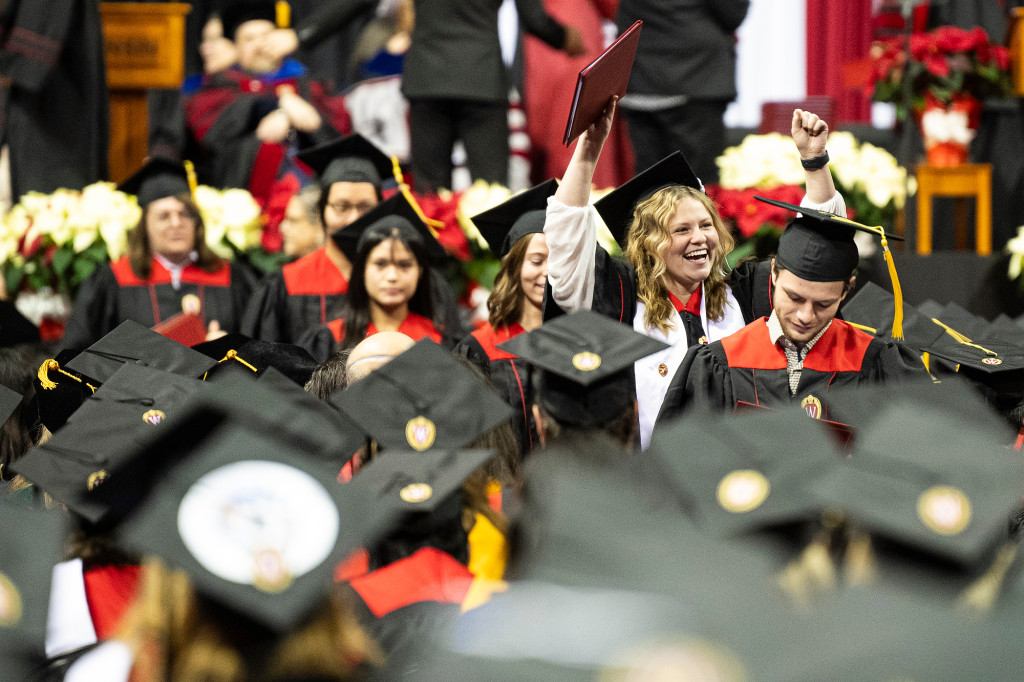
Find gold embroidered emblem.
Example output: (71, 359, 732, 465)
(252, 548, 293, 593)
(982, 358, 1002, 366)
(400, 483, 433, 504)
(800, 395, 822, 419)
(716, 470, 770, 514)
(87, 469, 108, 491)
(572, 351, 602, 372)
(917, 486, 971, 535)
(181, 293, 202, 315)
(142, 409, 166, 425)
(698, 335, 708, 345)
(0, 571, 23, 626)
(405, 416, 436, 451)
(657, 363, 668, 377)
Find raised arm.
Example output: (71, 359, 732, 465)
(554, 98, 617, 207)
(791, 108, 837, 205)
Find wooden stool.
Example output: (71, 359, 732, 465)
(915, 163, 992, 255)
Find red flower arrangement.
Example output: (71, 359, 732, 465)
(866, 25, 1011, 121)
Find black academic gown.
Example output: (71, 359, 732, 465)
(656, 317, 928, 424)
(455, 322, 538, 457)
(61, 256, 255, 350)
(241, 246, 466, 361)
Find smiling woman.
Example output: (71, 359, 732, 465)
(544, 101, 847, 448)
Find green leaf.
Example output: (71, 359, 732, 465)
(85, 241, 109, 262)
(72, 257, 98, 285)
(3, 263, 24, 295)
(726, 240, 756, 269)
(27, 267, 50, 292)
(52, 245, 74, 276)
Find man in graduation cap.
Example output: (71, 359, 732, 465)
(61, 160, 256, 350)
(657, 200, 928, 425)
(183, 0, 344, 203)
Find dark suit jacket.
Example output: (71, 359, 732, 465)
(616, 0, 749, 101)
(403, 0, 567, 102)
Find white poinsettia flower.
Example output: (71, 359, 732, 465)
(99, 216, 131, 261)
(5, 204, 31, 238)
(72, 222, 100, 253)
(220, 188, 261, 230)
(79, 182, 119, 220)
(458, 180, 511, 252)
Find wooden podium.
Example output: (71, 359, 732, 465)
(100, 2, 191, 183)
(1008, 8, 1024, 96)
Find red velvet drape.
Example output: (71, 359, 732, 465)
(806, 0, 873, 123)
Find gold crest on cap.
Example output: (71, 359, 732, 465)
(982, 357, 1002, 366)
(572, 351, 602, 372)
(87, 469, 108, 491)
(400, 483, 433, 504)
(143, 409, 166, 425)
(800, 395, 822, 420)
(917, 485, 972, 536)
(0, 571, 23, 626)
(405, 416, 436, 451)
(252, 548, 293, 593)
(716, 469, 770, 514)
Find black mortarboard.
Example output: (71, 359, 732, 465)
(0, 384, 22, 428)
(33, 350, 101, 433)
(0, 501, 66, 674)
(115, 421, 387, 633)
(593, 152, 701, 246)
(331, 339, 512, 452)
(646, 407, 843, 537)
(923, 306, 1024, 380)
(192, 332, 318, 386)
(0, 300, 39, 347)
(470, 180, 558, 257)
(117, 158, 190, 208)
(12, 363, 203, 525)
(498, 309, 668, 429)
(331, 191, 446, 265)
(220, 0, 289, 40)
(64, 320, 218, 384)
(295, 134, 395, 190)
(841, 282, 946, 350)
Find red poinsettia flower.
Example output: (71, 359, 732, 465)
(933, 25, 976, 53)
(410, 190, 472, 262)
(910, 32, 938, 61)
(991, 45, 1010, 71)
(922, 52, 951, 77)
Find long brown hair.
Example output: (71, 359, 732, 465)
(487, 234, 532, 329)
(127, 193, 223, 279)
(624, 186, 734, 335)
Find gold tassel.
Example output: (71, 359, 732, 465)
(275, 0, 291, 29)
(778, 514, 842, 608)
(931, 318, 998, 356)
(846, 321, 877, 335)
(843, 526, 878, 587)
(876, 228, 904, 341)
(399, 183, 444, 238)
(219, 349, 258, 373)
(38, 359, 60, 390)
(183, 160, 198, 197)
(957, 542, 1018, 616)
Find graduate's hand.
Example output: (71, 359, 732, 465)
(263, 28, 299, 61)
(256, 109, 291, 142)
(578, 96, 616, 163)
(564, 26, 586, 57)
(278, 91, 322, 132)
(792, 109, 828, 160)
(205, 320, 227, 342)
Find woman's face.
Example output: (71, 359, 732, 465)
(519, 233, 548, 310)
(281, 195, 324, 258)
(364, 238, 422, 311)
(146, 196, 197, 262)
(661, 197, 720, 294)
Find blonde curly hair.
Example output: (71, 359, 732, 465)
(623, 186, 734, 336)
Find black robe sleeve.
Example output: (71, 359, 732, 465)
(430, 268, 467, 347)
(861, 338, 931, 385)
(543, 246, 637, 324)
(240, 271, 290, 343)
(225, 261, 257, 333)
(656, 342, 736, 425)
(727, 259, 774, 324)
(60, 263, 120, 351)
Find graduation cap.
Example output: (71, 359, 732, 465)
(0, 300, 39, 347)
(331, 339, 513, 453)
(220, 0, 291, 40)
(192, 332, 318, 386)
(0, 384, 23, 429)
(497, 309, 668, 430)
(117, 157, 191, 208)
(12, 363, 204, 525)
(755, 195, 908, 340)
(33, 350, 101, 433)
(64, 320, 218, 384)
(330, 191, 446, 265)
(470, 179, 558, 257)
(295, 134, 396, 190)
(0, 501, 66, 675)
(841, 282, 946, 350)
(646, 407, 844, 538)
(593, 151, 702, 246)
(114, 420, 388, 633)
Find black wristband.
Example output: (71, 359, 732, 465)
(801, 151, 830, 171)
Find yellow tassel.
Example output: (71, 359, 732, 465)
(846, 321, 877, 335)
(219, 349, 258, 373)
(38, 359, 59, 390)
(958, 543, 1017, 616)
(399, 183, 444, 238)
(931, 318, 998, 356)
(877, 230, 904, 341)
(183, 160, 198, 197)
(390, 156, 404, 185)
(843, 527, 878, 587)
(275, 0, 290, 29)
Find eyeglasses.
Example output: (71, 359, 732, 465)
(326, 201, 375, 216)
